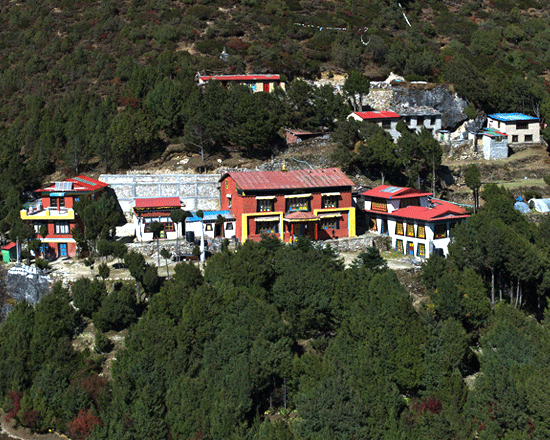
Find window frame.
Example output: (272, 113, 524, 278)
(54, 221, 70, 235)
(417, 243, 426, 257)
(417, 224, 426, 239)
(256, 221, 279, 235)
(257, 199, 274, 212)
(434, 223, 447, 239)
(395, 222, 404, 236)
(396, 239, 404, 254)
(287, 197, 309, 212)
(406, 223, 415, 237)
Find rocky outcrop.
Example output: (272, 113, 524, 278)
(392, 84, 468, 131)
(365, 84, 469, 131)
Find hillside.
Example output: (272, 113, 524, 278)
(2, 0, 550, 204)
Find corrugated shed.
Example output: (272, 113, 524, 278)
(134, 197, 181, 209)
(222, 168, 354, 191)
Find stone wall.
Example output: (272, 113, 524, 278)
(100, 173, 221, 216)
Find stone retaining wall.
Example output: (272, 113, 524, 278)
(99, 174, 221, 215)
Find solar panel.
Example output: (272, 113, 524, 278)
(54, 181, 73, 191)
(381, 186, 401, 193)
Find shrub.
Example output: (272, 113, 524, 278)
(68, 408, 102, 440)
(35, 258, 49, 270)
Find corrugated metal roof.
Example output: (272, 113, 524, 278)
(488, 113, 538, 122)
(134, 197, 181, 209)
(362, 185, 431, 199)
(366, 199, 469, 221)
(2, 242, 16, 250)
(284, 212, 319, 220)
(37, 175, 109, 193)
(353, 111, 400, 120)
(222, 168, 354, 191)
(483, 127, 507, 138)
(199, 74, 280, 81)
(186, 210, 234, 222)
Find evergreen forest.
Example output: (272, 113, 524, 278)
(3, 185, 550, 439)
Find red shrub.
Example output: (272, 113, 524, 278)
(68, 408, 102, 440)
(20, 409, 40, 430)
(6, 390, 22, 422)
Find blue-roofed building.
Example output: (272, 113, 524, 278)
(487, 113, 540, 145)
(185, 210, 236, 240)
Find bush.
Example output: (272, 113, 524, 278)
(35, 258, 49, 270)
(94, 331, 113, 354)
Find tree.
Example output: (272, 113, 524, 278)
(98, 262, 110, 280)
(124, 251, 146, 302)
(343, 70, 370, 112)
(358, 132, 401, 184)
(160, 248, 171, 279)
(464, 164, 481, 214)
(170, 209, 190, 255)
(71, 277, 107, 318)
(148, 221, 163, 268)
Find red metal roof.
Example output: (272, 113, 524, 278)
(362, 185, 432, 199)
(199, 74, 281, 81)
(284, 212, 319, 220)
(366, 199, 469, 221)
(36, 175, 109, 193)
(353, 111, 400, 120)
(2, 242, 16, 250)
(221, 168, 354, 191)
(134, 197, 181, 209)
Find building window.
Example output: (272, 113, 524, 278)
(225, 180, 229, 189)
(406, 223, 415, 237)
(434, 223, 447, 239)
(34, 222, 45, 235)
(205, 224, 213, 231)
(512, 135, 518, 142)
(226, 222, 233, 230)
(55, 222, 70, 235)
(258, 199, 274, 212)
(228, 197, 232, 208)
(50, 197, 58, 209)
(417, 116, 424, 125)
(406, 242, 414, 255)
(165, 223, 174, 232)
(322, 196, 338, 209)
(417, 224, 426, 239)
(516, 122, 528, 130)
(371, 198, 388, 212)
(382, 120, 391, 129)
(417, 243, 426, 257)
(396, 239, 404, 254)
(430, 116, 436, 125)
(321, 218, 339, 229)
(395, 222, 404, 235)
(256, 221, 279, 234)
(287, 198, 309, 212)
(525, 134, 533, 142)
(400, 198, 420, 208)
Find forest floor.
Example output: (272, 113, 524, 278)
(0, 411, 65, 440)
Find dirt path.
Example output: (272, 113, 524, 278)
(0, 411, 66, 440)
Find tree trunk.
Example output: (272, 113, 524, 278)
(381, 171, 385, 185)
(491, 268, 495, 308)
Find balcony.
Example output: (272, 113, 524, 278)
(21, 204, 75, 221)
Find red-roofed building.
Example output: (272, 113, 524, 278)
(133, 197, 183, 242)
(362, 185, 470, 258)
(20, 176, 110, 258)
(220, 168, 356, 243)
(348, 111, 402, 141)
(196, 74, 285, 92)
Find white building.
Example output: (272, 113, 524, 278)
(487, 113, 540, 145)
(133, 197, 183, 242)
(348, 111, 401, 141)
(482, 128, 508, 160)
(394, 106, 442, 137)
(362, 185, 470, 258)
(185, 210, 236, 241)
